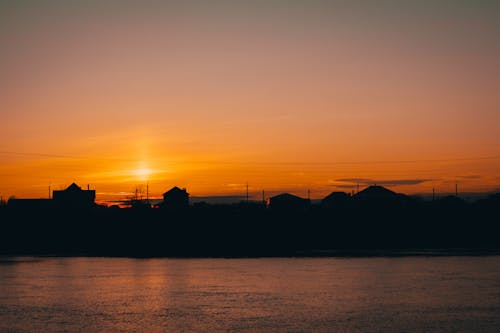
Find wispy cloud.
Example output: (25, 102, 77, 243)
(334, 178, 434, 187)
(332, 184, 358, 189)
(335, 178, 372, 184)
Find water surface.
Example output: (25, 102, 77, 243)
(1, 256, 500, 332)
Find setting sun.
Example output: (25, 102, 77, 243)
(133, 167, 153, 182)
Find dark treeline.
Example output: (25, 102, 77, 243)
(1, 188, 499, 257)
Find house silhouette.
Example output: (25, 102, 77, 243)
(268, 193, 310, 211)
(352, 185, 412, 209)
(322, 191, 351, 209)
(160, 186, 189, 209)
(353, 185, 399, 201)
(52, 183, 95, 209)
(7, 198, 53, 210)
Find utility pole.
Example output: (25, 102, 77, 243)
(246, 182, 249, 204)
(455, 183, 458, 197)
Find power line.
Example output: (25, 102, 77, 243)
(1, 150, 500, 166)
(0, 151, 140, 162)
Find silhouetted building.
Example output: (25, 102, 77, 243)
(268, 193, 310, 211)
(322, 191, 351, 209)
(52, 183, 95, 209)
(352, 185, 412, 210)
(354, 185, 399, 201)
(160, 186, 189, 209)
(7, 198, 54, 210)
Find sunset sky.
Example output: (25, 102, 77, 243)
(1, 1, 499, 202)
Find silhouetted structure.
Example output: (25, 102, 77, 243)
(1, 180, 499, 257)
(7, 198, 54, 210)
(353, 185, 399, 201)
(322, 191, 351, 209)
(268, 193, 310, 211)
(52, 183, 95, 209)
(160, 186, 189, 209)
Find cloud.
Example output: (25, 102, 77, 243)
(336, 178, 373, 184)
(334, 178, 433, 187)
(332, 184, 358, 189)
(377, 179, 433, 186)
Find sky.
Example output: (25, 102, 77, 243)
(1, 0, 500, 202)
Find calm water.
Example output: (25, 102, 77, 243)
(1, 257, 500, 332)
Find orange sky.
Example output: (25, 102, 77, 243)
(1, 1, 499, 202)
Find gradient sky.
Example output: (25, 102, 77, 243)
(1, 1, 500, 202)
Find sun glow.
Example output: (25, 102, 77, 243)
(134, 167, 153, 181)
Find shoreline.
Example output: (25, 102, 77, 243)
(3, 248, 500, 259)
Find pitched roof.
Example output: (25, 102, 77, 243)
(270, 193, 306, 201)
(354, 185, 397, 199)
(66, 183, 82, 191)
(323, 191, 350, 201)
(163, 186, 188, 196)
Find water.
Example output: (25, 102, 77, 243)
(1, 257, 500, 332)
